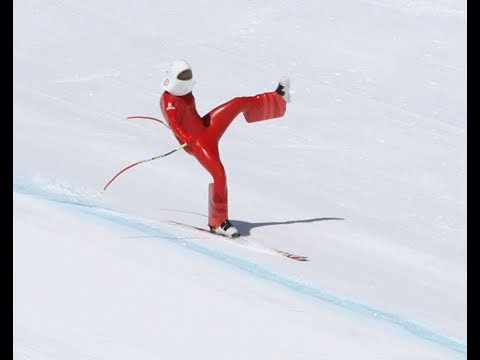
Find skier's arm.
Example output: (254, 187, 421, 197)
(164, 102, 193, 144)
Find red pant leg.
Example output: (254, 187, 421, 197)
(203, 91, 286, 143)
(190, 143, 228, 228)
(208, 182, 227, 228)
(242, 92, 286, 123)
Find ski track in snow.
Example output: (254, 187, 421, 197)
(13, 178, 467, 356)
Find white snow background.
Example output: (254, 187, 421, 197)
(13, 0, 467, 359)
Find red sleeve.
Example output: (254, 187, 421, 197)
(162, 95, 192, 144)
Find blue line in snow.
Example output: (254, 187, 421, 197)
(13, 180, 467, 355)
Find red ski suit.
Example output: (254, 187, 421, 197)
(160, 91, 286, 228)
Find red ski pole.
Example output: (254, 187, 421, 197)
(126, 115, 170, 129)
(101, 142, 187, 193)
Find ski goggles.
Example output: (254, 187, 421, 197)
(177, 69, 193, 81)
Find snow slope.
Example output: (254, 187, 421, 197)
(13, 0, 467, 358)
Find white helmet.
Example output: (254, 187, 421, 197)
(162, 59, 194, 96)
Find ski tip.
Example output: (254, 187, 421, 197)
(275, 250, 309, 262)
(288, 255, 309, 262)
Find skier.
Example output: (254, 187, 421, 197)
(160, 59, 291, 238)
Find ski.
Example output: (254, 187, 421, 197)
(167, 221, 309, 262)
